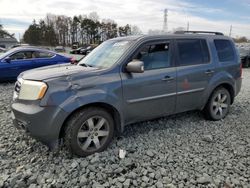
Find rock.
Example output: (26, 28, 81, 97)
(71, 161, 78, 168)
(142, 176, 149, 183)
(202, 135, 213, 143)
(197, 174, 211, 184)
(117, 176, 125, 183)
(146, 150, 154, 157)
(80, 160, 89, 168)
(79, 175, 88, 185)
(123, 179, 131, 188)
(156, 181, 164, 188)
(166, 183, 176, 188)
(16, 165, 25, 173)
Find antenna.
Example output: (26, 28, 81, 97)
(163, 9, 168, 33)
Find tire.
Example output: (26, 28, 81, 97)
(245, 58, 250, 68)
(242, 58, 250, 68)
(203, 87, 231, 121)
(64, 107, 114, 157)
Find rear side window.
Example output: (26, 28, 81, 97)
(177, 39, 210, 66)
(10, 51, 33, 60)
(33, 51, 54, 58)
(214, 40, 235, 62)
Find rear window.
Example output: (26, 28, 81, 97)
(214, 40, 235, 62)
(177, 39, 210, 66)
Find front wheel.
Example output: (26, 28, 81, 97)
(64, 107, 114, 157)
(203, 87, 231, 121)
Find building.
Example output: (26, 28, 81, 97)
(0, 37, 18, 48)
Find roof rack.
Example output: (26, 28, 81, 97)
(174, 31, 224, 36)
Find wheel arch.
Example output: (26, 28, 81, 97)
(202, 81, 235, 110)
(59, 102, 123, 139)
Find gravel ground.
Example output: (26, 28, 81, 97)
(0, 70, 250, 188)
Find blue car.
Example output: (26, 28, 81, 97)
(0, 47, 72, 81)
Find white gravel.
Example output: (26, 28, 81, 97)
(0, 69, 250, 188)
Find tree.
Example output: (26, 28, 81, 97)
(0, 24, 14, 38)
(118, 24, 131, 36)
(233, 36, 248, 43)
(131, 25, 142, 35)
(23, 20, 42, 45)
(22, 12, 135, 46)
(23, 19, 57, 46)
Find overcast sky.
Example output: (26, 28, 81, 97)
(0, 0, 250, 39)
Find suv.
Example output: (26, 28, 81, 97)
(11, 31, 242, 157)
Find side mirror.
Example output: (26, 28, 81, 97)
(4, 57, 11, 63)
(126, 60, 144, 73)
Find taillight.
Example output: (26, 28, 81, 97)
(70, 57, 77, 64)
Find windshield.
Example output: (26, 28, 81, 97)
(78, 40, 133, 69)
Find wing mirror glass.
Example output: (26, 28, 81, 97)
(126, 59, 144, 73)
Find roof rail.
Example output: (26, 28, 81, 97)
(174, 31, 224, 36)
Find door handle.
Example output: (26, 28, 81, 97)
(162, 76, 174, 82)
(205, 70, 214, 75)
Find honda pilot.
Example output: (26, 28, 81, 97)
(11, 31, 242, 157)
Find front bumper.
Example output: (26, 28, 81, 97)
(11, 101, 68, 146)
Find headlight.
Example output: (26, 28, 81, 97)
(18, 80, 48, 100)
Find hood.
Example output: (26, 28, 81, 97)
(20, 63, 99, 81)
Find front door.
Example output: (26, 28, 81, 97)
(8, 51, 35, 79)
(121, 40, 177, 124)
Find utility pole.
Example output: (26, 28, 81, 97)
(229, 25, 232, 37)
(187, 22, 189, 31)
(163, 9, 168, 33)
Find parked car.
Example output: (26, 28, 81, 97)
(70, 47, 85, 54)
(80, 46, 95, 55)
(55, 46, 66, 53)
(237, 46, 250, 68)
(0, 47, 72, 81)
(11, 31, 242, 157)
(11, 44, 29, 48)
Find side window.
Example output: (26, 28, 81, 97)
(214, 40, 234, 62)
(10, 51, 33, 60)
(33, 51, 54, 58)
(135, 42, 170, 70)
(177, 39, 210, 66)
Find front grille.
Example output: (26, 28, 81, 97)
(14, 81, 21, 94)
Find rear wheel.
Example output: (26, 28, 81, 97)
(203, 87, 231, 121)
(65, 107, 114, 157)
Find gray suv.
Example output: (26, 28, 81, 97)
(11, 31, 242, 156)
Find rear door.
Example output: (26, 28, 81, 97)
(121, 40, 177, 124)
(32, 51, 57, 67)
(175, 38, 215, 113)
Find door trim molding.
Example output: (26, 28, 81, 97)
(127, 93, 176, 104)
(127, 87, 205, 104)
(177, 87, 205, 95)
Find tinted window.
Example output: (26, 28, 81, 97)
(135, 42, 170, 70)
(214, 40, 234, 62)
(10, 51, 33, 60)
(177, 39, 210, 66)
(33, 51, 54, 58)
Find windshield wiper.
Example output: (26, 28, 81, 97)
(79, 63, 92, 67)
